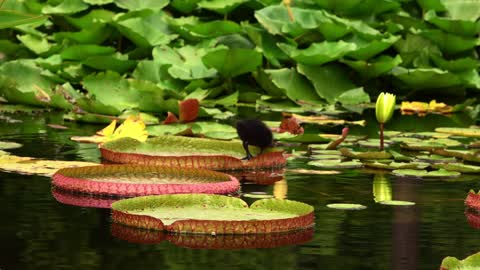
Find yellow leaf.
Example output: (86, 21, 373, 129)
(96, 120, 117, 136)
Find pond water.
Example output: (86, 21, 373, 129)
(0, 111, 479, 270)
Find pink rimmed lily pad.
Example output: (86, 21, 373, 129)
(52, 165, 240, 197)
(111, 223, 314, 248)
(100, 136, 286, 170)
(111, 194, 314, 234)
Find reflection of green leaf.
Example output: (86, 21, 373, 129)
(202, 48, 262, 78)
(278, 41, 357, 65)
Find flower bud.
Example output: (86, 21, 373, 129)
(376, 92, 396, 124)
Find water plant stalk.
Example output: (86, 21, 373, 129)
(375, 92, 396, 151)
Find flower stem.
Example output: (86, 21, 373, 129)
(379, 122, 384, 151)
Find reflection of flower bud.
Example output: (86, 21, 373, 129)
(373, 174, 392, 203)
(375, 92, 396, 124)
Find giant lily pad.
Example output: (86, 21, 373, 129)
(111, 223, 314, 248)
(52, 165, 240, 196)
(111, 194, 314, 234)
(100, 136, 286, 170)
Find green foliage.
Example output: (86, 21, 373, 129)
(0, 0, 479, 120)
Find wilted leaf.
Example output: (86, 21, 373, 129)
(179, 99, 199, 123)
(401, 100, 454, 116)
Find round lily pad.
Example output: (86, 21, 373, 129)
(357, 139, 394, 148)
(365, 161, 430, 170)
(415, 154, 458, 163)
(310, 154, 345, 160)
(100, 136, 286, 170)
(378, 200, 415, 206)
(52, 165, 240, 196)
(111, 194, 314, 234)
(339, 148, 392, 160)
(326, 203, 367, 210)
(435, 127, 480, 137)
(0, 141, 22, 150)
(242, 193, 274, 199)
(400, 141, 446, 151)
(391, 169, 461, 178)
(111, 223, 315, 248)
(308, 159, 363, 169)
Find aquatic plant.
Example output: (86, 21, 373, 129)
(375, 92, 396, 151)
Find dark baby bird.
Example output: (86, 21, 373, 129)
(235, 119, 273, 160)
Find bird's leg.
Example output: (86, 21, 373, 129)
(242, 140, 253, 160)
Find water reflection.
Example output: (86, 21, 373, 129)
(111, 223, 314, 249)
(52, 188, 118, 209)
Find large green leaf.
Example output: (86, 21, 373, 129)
(345, 35, 400, 60)
(197, 0, 249, 14)
(152, 44, 218, 80)
(60, 45, 116, 60)
(0, 10, 47, 29)
(440, 0, 480, 21)
(171, 0, 201, 13)
(424, 10, 480, 36)
(243, 22, 289, 67)
(169, 17, 241, 40)
(113, 11, 178, 47)
(417, 29, 480, 54)
(297, 64, 359, 104)
(114, 0, 170, 11)
(440, 252, 480, 270)
(202, 48, 262, 78)
(16, 34, 52, 55)
(341, 55, 403, 79)
(54, 25, 111, 44)
(278, 41, 357, 65)
(42, 0, 89, 14)
(430, 54, 479, 71)
(313, 0, 400, 16)
(65, 9, 115, 29)
(82, 53, 138, 73)
(392, 67, 466, 89)
(264, 68, 324, 105)
(132, 60, 186, 91)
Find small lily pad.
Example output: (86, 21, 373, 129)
(391, 169, 461, 178)
(357, 139, 394, 148)
(339, 148, 392, 160)
(415, 154, 458, 163)
(365, 161, 430, 170)
(378, 200, 415, 206)
(243, 193, 274, 199)
(310, 154, 345, 160)
(400, 141, 446, 151)
(435, 127, 480, 138)
(433, 163, 480, 173)
(308, 159, 363, 169)
(326, 203, 367, 210)
(0, 141, 22, 150)
(111, 194, 315, 234)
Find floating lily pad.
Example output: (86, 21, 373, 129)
(391, 169, 461, 178)
(357, 139, 394, 148)
(432, 149, 480, 163)
(378, 200, 415, 206)
(400, 141, 447, 151)
(365, 161, 430, 170)
(433, 163, 480, 173)
(440, 252, 480, 270)
(229, 169, 285, 185)
(415, 154, 458, 163)
(111, 194, 314, 234)
(308, 159, 363, 169)
(0, 158, 98, 176)
(52, 165, 240, 196)
(0, 141, 22, 150)
(310, 154, 345, 160)
(326, 203, 367, 210)
(435, 127, 480, 138)
(111, 223, 314, 248)
(339, 148, 392, 160)
(100, 136, 286, 170)
(243, 193, 274, 199)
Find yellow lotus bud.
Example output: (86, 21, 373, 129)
(375, 92, 396, 124)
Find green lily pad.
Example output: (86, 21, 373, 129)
(357, 139, 394, 148)
(365, 161, 430, 170)
(101, 136, 286, 170)
(275, 133, 331, 143)
(435, 127, 480, 138)
(146, 124, 191, 136)
(242, 193, 274, 199)
(202, 48, 262, 78)
(400, 141, 447, 151)
(339, 148, 392, 160)
(310, 154, 345, 160)
(391, 169, 461, 178)
(278, 41, 357, 66)
(415, 154, 458, 163)
(0, 141, 22, 150)
(432, 163, 480, 173)
(111, 194, 314, 233)
(308, 159, 363, 169)
(378, 200, 415, 206)
(326, 203, 367, 210)
(440, 252, 480, 270)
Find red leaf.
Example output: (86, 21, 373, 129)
(278, 114, 304, 135)
(163, 112, 179, 124)
(179, 99, 199, 123)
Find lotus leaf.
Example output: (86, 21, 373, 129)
(339, 148, 392, 160)
(435, 127, 480, 137)
(433, 163, 480, 173)
(357, 139, 394, 148)
(147, 124, 191, 136)
(310, 154, 345, 161)
(202, 48, 262, 78)
(365, 161, 430, 170)
(197, 0, 248, 15)
(42, 0, 89, 14)
(341, 55, 403, 79)
(326, 203, 367, 210)
(278, 41, 357, 66)
(424, 10, 480, 37)
(275, 133, 331, 143)
(0, 10, 47, 29)
(114, 0, 169, 11)
(111, 194, 314, 233)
